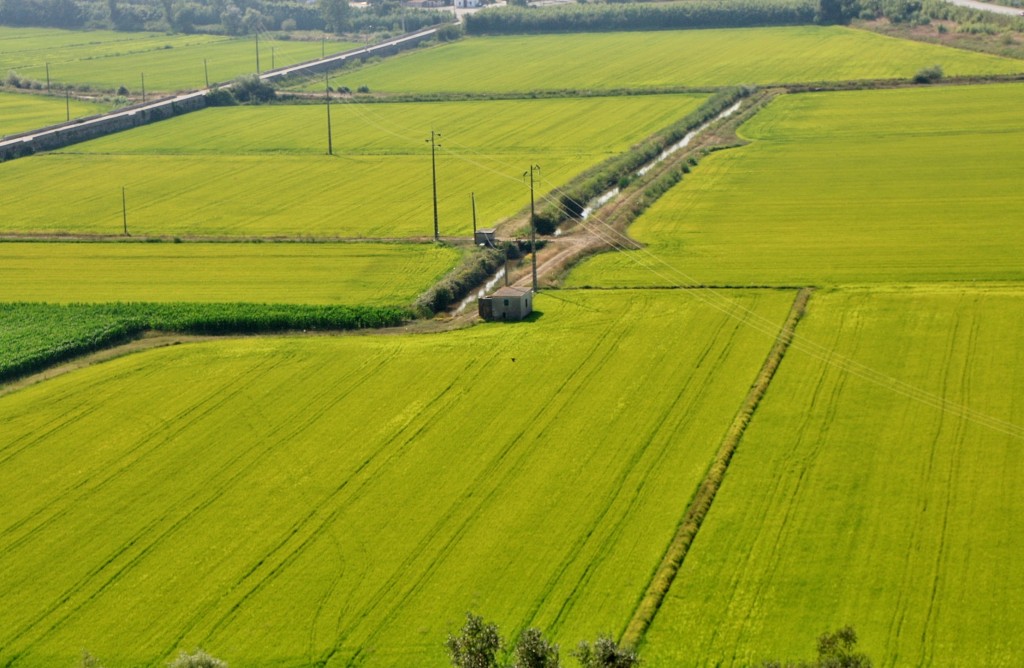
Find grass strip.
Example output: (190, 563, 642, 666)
(621, 286, 812, 649)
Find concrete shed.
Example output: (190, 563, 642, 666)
(479, 286, 533, 321)
(474, 228, 497, 247)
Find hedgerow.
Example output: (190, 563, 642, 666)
(465, 0, 817, 35)
(0, 302, 411, 384)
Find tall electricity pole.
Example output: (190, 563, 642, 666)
(204, 58, 209, 88)
(140, 72, 145, 103)
(255, 31, 260, 73)
(325, 73, 333, 156)
(527, 164, 540, 292)
(427, 130, 441, 240)
(121, 186, 129, 236)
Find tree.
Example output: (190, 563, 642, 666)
(513, 627, 560, 668)
(220, 3, 242, 34)
(167, 649, 227, 668)
(816, 626, 871, 668)
(572, 635, 639, 668)
(318, 0, 349, 33)
(446, 612, 503, 668)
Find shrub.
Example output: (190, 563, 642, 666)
(167, 649, 227, 668)
(230, 74, 276, 102)
(572, 635, 639, 668)
(204, 87, 237, 106)
(117, 84, 129, 95)
(913, 63, 943, 83)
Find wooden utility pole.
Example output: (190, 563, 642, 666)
(427, 130, 441, 240)
(121, 186, 129, 236)
(140, 72, 145, 103)
(45, 62, 50, 92)
(204, 58, 209, 88)
(325, 73, 333, 156)
(65, 89, 70, 122)
(471, 192, 477, 236)
(527, 164, 539, 292)
(255, 32, 260, 73)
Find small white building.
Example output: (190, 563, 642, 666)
(479, 286, 533, 321)
(454, 0, 481, 7)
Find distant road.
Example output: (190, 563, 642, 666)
(944, 0, 1024, 16)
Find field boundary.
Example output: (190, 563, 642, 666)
(620, 286, 813, 649)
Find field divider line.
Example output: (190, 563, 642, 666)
(620, 286, 813, 650)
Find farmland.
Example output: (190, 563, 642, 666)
(567, 84, 1024, 288)
(0, 91, 110, 137)
(640, 288, 1024, 666)
(0, 242, 459, 305)
(3, 14, 1024, 667)
(1, 26, 356, 93)
(0, 289, 795, 666)
(0, 95, 707, 237)
(308, 26, 1024, 94)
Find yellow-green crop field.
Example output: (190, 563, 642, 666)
(0, 91, 111, 138)
(309, 26, 1024, 94)
(0, 242, 458, 305)
(568, 84, 1024, 288)
(0, 94, 707, 237)
(0, 289, 795, 667)
(0, 26, 356, 93)
(640, 288, 1024, 666)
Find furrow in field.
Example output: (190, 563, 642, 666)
(0, 352, 297, 656)
(541, 303, 748, 638)
(0, 354, 280, 566)
(187, 343, 512, 657)
(147, 344, 409, 656)
(332, 311, 642, 665)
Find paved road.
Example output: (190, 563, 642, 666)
(944, 0, 1024, 16)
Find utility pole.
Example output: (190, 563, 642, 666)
(321, 37, 325, 58)
(45, 62, 50, 92)
(65, 89, 70, 122)
(204, 58, 209, 88)
(471, 192, 477, 236)
(427, 130, 441, 240)
(325, 73, 333, 156)
(526, 164, 539, 292)
(255, 31, 260, 73)
(140, 72, 145, 103)
(121, 186, 129, 236)
(271, 46, 275, 70)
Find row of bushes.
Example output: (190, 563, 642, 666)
(0, 301, 411, 384)
(415, 248, 506, 315)
(464, 0, 818, 35)
(531, 86, 753, 234)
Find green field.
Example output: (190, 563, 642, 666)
(0, 26, 355, 93)
(307, 26, 1024, 94)
(0, 242, 458, 305)
(640, 288, 1024, 666)
(0, 289, 794, 666)
(0, 95, 707, 237)
(0, 91, 111, 137)
(568, 84, 1024, 288)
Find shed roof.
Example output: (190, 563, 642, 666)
(492, 286, 532, 298)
